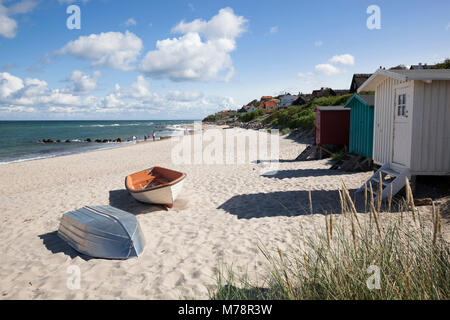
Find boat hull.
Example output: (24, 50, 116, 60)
(57, 205, 145, 259)
(129, 179, 185, 207)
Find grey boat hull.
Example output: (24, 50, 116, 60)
(58, 205, 145, 259)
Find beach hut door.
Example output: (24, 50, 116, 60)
(392, 86, 412, 167)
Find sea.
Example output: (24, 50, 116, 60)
(0, 120, 196, 165)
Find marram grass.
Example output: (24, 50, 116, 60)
(211, 181, 449, 300)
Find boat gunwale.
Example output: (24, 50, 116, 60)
(125, 167, 186, 194)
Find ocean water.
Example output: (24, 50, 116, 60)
(0, 120, 195, 164)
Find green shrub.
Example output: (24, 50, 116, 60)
(261, 94, 352, 131)
(239, 109, 264, 122)
(202, 113, 232, 122)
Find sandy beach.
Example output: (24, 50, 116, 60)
(0, 126, 403, 299)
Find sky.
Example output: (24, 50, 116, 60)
(0, 0, 449, 120)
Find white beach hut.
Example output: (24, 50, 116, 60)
(356, 69, 450, 199)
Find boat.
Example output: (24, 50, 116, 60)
(125, 166, 186, 208)
(57, 205, 145, 259)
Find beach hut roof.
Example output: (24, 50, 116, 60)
(315, 106, 347, 111)
(358, 69, 450, 92)
(345, 94, 374, 108)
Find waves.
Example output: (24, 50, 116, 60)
(79, 122, 155, 128)
(0, 120, 194, 165)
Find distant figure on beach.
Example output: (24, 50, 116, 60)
(152, 131, 156, 141)
(144, 135, 147, 141)
(132, 136, 136, 142)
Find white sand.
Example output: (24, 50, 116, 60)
(0, 127, 374, 299)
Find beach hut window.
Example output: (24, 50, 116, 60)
(397, 94, 406, 117)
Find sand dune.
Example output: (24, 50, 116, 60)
(0, 127, 373, 299)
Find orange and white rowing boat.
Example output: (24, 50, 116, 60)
(125, 166, 186, 208)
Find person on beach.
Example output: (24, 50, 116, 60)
(152, 131, 156, 141)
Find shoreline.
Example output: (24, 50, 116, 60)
(0, 121, 197, 166)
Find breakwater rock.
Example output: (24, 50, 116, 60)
(38, 138, 126, 144)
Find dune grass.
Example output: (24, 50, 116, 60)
(210, 182, 449, 300)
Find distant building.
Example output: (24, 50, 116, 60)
(278, 94, 298, 109)
(349, 74, 372, 93)
(311, 87, 350, 99)
(238, 105, 256, 113)
(216, 110, 236, 116)
(292, 95, 307, 106)
(259, 97, 278, 111)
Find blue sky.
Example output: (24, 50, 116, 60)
(0, 0, 449, 120)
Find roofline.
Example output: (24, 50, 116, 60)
(314, 106, 348, 111)
(344, 94, 374, 108)
(357, 70, 404, 92)
(358, 69, 450, 92)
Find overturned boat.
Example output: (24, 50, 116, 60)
(125, 166, 186, 208)
(58, 205, 145, 259)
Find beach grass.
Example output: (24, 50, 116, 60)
(210, 182, 449, 300)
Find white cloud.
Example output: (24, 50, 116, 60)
(171, 7, 247, 40)
(0, 72, 234, 118)
(65, 70, 101, 94)
(58, 31, 143, 71)
(0, 72, 82, 107)
(298, 53, 355, 81)
(121, 75, 154, 100)
(0, 14, 17, 38)
(328, 54, 355, 66)
(140, 7, 247, 81)
(315, 41, 323, 47)
(8, 0, 38, 14)
(269, 26, 278, 34)
(0, 105, 35, 113)
(0, 0, 37, 38)
(0, 72, 24, 97)
(315, 63, 342, 75)
(123, 18, 137, 27)
(140, 33, 235, 81)
(446, 22, 450, 30)
(166, 90, 203, 102)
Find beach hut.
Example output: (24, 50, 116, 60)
(344, 94, 374, 158)
(314, 106, 350, 157)
(356, 69, 450, 199)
